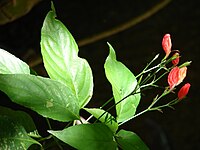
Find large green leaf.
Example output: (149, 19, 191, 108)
(40, 5, 93, 108)
(0, 106, 38, 134)
(116, 130, 149, 150)
(48, 123, 117, 150)
(0, 74, 79, 122)
(0, 116, 40, 149)
(104, 43, 141, 123)
(84, 108, 118, 133)
(0, 48, 30, 74)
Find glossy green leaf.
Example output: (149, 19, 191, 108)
(84, 108, 118, 133)
(48, 123, 117, 150)
(41, 5, 93, 108)
(116, 130, 149, 150)
(104, 43, 141, 123)
(0, 74, 79, 122)
(0, 48, 30, 74)
(0, 116, 40, 149)
(0, 106, 38, 134)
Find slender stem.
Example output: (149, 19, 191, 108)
(136, 54, 160, 78)
(86, 115, 93, 122)
(154, 71, 168, 83)
(119, 109, 149, 126)
(100, 97, 114, 109)
(64, 121, 73, 128)
(95, 93, 132, 123)
(46, 118, 63, 150)
(119, 88, 172, 126)
(95, 87, 141, 123)
(148, 90, 170, 109)
(46, 118, 52, 130)
(143, 64, 160, 74)
(38, 135, 52, 142)
(149, 104, 169, 111)
(86, 97, 114, 122)
(140, 65, 165, 87)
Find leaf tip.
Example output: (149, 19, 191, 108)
(51, 1, 56, 14)
(47, 130, 54, 135)
(106, 42, 116, 60)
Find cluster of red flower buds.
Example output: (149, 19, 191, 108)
(162, 34, 191, 100)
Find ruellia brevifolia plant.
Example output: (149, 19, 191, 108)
(0, 4, 191, 150)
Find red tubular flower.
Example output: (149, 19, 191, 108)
(168, 66, 187, 89)
(178, 83, 191, 100)
(162, 34, 172, 58)
(168, 67, 179, 89)
(177, 67, 187, 85)
(172, 52, 180, 66)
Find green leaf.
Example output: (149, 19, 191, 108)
(48, 123, 117, 150)
(0, 48, 30, 74)
(116, 130, 149, 150)
(84, 108, 118, 133)
(0, 74, 79, 122)
(41, 6, 93, 108)
(104, 43, 141, 123)
(0, 116, 40, 149)
(0, 106, 38, 134)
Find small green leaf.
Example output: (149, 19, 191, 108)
(84, 108, 118, 133)
(116, 130, 149, 150)
(0, 106, 37, 134)
(48, 123, 117, 150)
(0, 48, 30, 74)
(0, 74, 79, 122)
(0, 116, 40, 149)
(104, 43, 141, 123)
(41, 7, 93, 108)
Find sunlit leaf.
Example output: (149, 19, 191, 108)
(104, 43, 141, 123)
(116, 130, 149, 150)
(0, 116, 40, 149)
(0, 74, 79, 122)
(48, 123, 117, 150)
(84, 108, 118, 133)
(0, 48, 30, 74)
(41, 5, 93, 108)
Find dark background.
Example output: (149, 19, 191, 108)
(0, 0, 199, 149)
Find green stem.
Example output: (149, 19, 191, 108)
(94, 92, 134, 123)
(86, 97, 114, 122)
(64, 121, 73, 128)
(119, 109, 149, 126)
(46, 118, 63, 150)
(136, 54, 160, 78)
(119, 89, 171, 126)
(38, 135, 52, 142)
(95, 86, 141, 123)
(100, 97, 114, 109)
(46, 118, 52, 130)
(149, 90, 170, 108)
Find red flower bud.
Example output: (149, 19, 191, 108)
(172, 52, 180, 66)
(168, 66, 187, 89)
(162, 34, 172, 58)
(178, 83, 191, 100)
